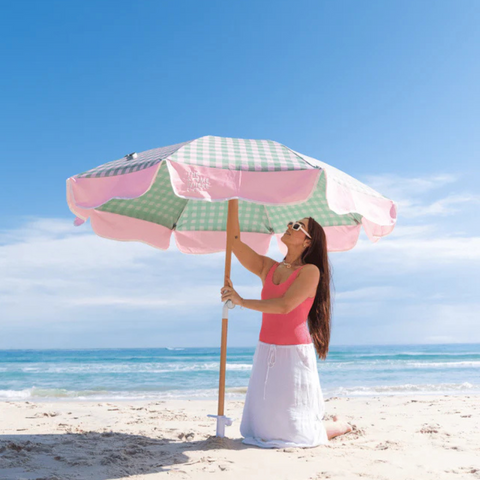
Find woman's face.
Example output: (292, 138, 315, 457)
(282, 217, 311, 246)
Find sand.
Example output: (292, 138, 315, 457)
(0, 395, 479, 480)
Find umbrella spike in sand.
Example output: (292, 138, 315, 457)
(66, 134, 398, 438)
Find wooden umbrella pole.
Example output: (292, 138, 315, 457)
(218, 199, 237, 417)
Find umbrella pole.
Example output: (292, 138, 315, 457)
(207, 199, 236, 437)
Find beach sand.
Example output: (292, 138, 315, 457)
(0, 395, 479, 480)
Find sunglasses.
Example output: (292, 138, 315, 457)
(287, 221, 312, 238)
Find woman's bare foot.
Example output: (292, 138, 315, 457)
(331, 415, 353, 434)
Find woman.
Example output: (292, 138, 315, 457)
(220, 202, 352, 448)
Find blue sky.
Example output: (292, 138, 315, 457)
(1, 0, 479, 348)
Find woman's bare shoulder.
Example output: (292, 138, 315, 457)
(298, 263, 320, 280)
(301, 263, 320, 273)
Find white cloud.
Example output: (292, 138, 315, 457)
(401, 302, 480, 344)
(424, 335, 462, 343)
(342, 225, 480, 273)
(332, 301, 480, 345)
(1, 165, 479, 350)
(0, 217, 261, 326)
(359, 172, 479, 219)
(361, 172, 460, 200)
(335, 285, 414, 302)
(404, 193, 480, 217)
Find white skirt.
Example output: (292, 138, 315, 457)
(240, 340, 330, 448)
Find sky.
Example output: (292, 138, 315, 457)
(0, 0, 479, 349)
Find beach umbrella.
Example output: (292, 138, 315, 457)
(66, 135, 398, 437)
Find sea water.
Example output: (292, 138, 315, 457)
(0, 344, 478, 402)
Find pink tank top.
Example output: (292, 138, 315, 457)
(259, 262, 315, 345)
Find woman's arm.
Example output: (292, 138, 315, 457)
(281, 265, 320, 313)
(239, 265, 320, 314)
(240, 297, 287, 314)
(230, 200, 268, 278)
(222, 279, 285, 311)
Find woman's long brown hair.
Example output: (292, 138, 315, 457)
(294, 217, 334, 360)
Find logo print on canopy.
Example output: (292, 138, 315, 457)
(186, 170, 210, 192)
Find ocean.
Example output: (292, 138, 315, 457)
(0, 343, 478, 402)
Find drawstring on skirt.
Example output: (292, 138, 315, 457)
(263, 344, 277, 400)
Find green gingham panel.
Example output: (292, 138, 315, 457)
(175, 199, 271, 232)
(76, 140, 193, 178)
(96, 162, 187, 227)
(96, 163, 360, 233)
(168, 135, 312, 172)
(96, 160, 272, 232)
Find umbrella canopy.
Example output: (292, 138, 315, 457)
(66, 135, 398, 438)
(66, 135, 397, 254)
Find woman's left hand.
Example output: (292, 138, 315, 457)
(220, 278, 244, 307)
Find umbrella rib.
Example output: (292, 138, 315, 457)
(349, 213, 362, 225)
(173, 199, 189, 230)
(263, 205, 275, 235)
(277, 143, 319, 169)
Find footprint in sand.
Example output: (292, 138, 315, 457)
(375, 440, 401, 450)
(456, 466, 480, 479)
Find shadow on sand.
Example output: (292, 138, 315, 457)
(0, 431, 252, 479)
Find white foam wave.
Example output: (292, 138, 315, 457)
(14, 362, 252, 374)
(1, 382, 479, 402)
(406, 361, 480, 368)
(0, 386, 243, 402)
(342, 352, 480, 357)
(325, 382, 478, 397)
(323, 360, 480, 369)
